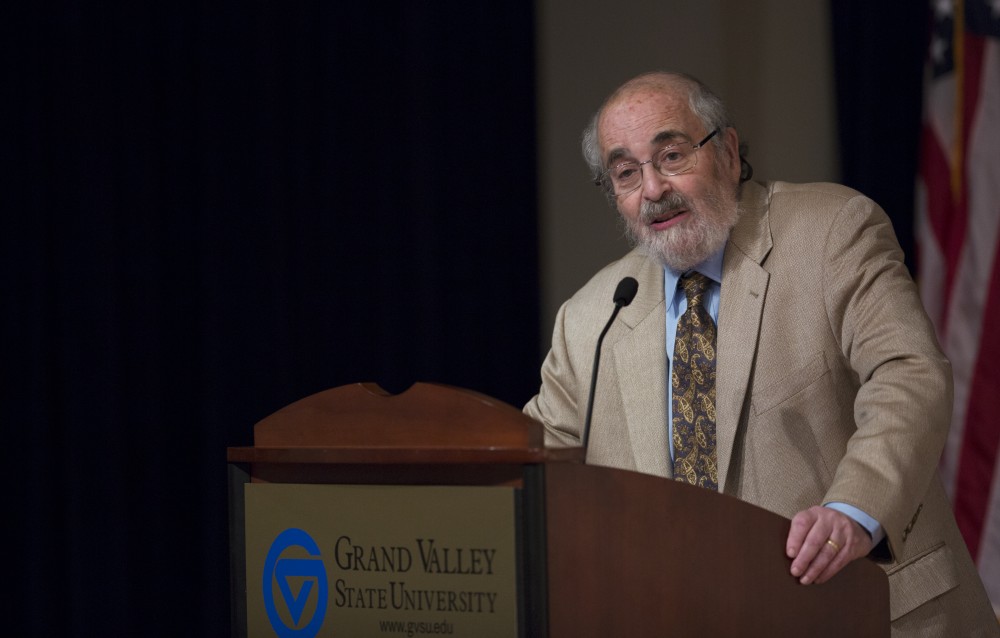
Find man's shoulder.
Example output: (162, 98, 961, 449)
(564, 248, 662, 311)
(756, 180, 884, 230)
(768, 180, 862, 200)
(765, 181, 876, 214)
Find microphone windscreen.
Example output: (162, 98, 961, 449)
(613, 277, 639, 306)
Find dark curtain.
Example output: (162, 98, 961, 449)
(830, 0, 931, 270)
(5, 2, 538, 635)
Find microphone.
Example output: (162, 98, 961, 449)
(581, 276, 639, 453)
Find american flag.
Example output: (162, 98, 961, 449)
(916, 0, 1000, 609)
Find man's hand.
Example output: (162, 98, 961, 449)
(786, 506, 873, 585)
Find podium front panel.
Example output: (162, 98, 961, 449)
(242, 483, 520, 637)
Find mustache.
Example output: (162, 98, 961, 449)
(639, 192, 690, 223)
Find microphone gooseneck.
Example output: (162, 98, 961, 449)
(581, 276, 639, 453)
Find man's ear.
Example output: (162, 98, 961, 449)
(723, 127, 741, 182)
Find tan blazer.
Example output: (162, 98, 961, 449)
(525, 181, 998, 636)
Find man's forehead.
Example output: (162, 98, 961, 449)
(598, 92, 699, 160)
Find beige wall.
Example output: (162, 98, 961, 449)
(535, 0, 839, 347)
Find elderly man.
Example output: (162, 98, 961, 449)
(524, 71, 997, 635)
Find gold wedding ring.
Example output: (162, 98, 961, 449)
(826, 538, 841, 552)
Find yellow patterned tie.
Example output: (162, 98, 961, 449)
(671, 272, 718, 489)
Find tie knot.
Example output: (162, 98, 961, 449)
(680, 272, 710, 304)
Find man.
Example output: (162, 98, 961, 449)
(524, 71, 998, 635)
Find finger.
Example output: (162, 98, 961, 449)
(814, 524, 874, 584)
(786, 507, 821, 558)
(788, 507, 831, 576)
(799, 535, 842, 585)
(792, 524, 838, 585)
(814, 547, 851, 584)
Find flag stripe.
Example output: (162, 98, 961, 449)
(955, 229, 1000, 558)
(919, 122, 964, 330)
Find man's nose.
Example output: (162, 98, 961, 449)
(640, 162, 671, 201)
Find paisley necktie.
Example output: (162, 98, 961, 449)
(671, 272, 718, 489)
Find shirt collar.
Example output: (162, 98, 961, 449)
(663, 244, 725, 294)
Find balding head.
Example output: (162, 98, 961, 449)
(582, 71, 749, 193)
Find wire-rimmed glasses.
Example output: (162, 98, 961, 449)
(595, 129, 719, 197)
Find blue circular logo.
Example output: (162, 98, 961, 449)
(262, 528, 328, 637)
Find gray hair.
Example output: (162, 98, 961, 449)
(581, 72, 752, 192)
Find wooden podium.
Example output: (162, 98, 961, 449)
(228, 383, 889, 637)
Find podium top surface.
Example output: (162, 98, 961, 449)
(227, 382, 581, 465)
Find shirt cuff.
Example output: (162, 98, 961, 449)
(824, 502, 886, 546)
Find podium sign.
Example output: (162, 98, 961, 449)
(244, 483, 519, 637)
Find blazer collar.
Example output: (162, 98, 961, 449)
(715, 181, 772, 491)
(610, 250, 673, 477)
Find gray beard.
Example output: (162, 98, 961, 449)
(623, 188, 740, 272)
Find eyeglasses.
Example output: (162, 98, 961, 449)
(595, 129, 719, 197)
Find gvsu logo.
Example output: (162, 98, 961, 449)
(263, 528, 329, 637)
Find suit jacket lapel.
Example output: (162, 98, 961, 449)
(611, 253, 673, 478)
(716, 181, 772, 491)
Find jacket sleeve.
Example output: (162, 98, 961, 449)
(820, 192, 952, 561)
